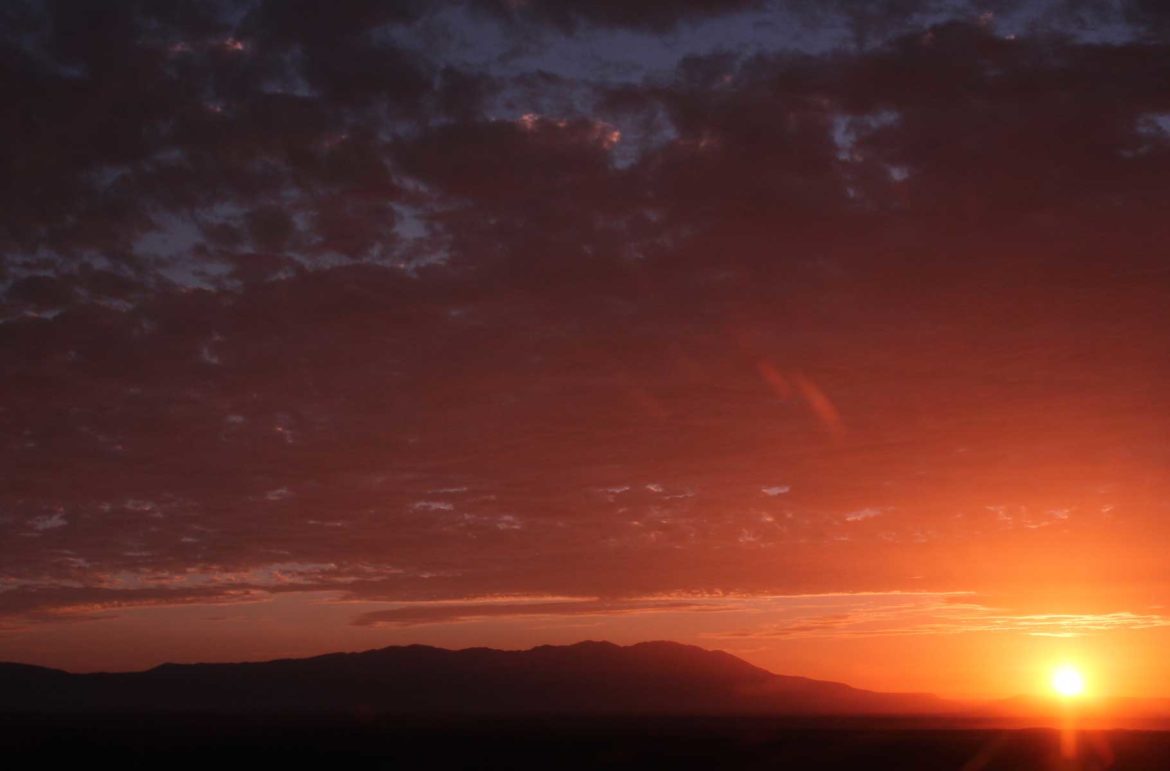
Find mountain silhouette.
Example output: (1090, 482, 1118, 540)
(0, 641, 954, 715)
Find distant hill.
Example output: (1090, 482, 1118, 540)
(0, 640, 955, 716)
(976, 693, 1170, 730)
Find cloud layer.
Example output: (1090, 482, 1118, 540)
(2, 1, 1170, 653)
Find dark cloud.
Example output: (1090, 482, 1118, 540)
(472, 0, 766, 33)
(2, 1, 1170, 635)
(350, 597, 720, 626)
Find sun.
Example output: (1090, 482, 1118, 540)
(1052, 664, 1085, 698)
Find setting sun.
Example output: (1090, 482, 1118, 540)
(1052, 665, 1086, 698)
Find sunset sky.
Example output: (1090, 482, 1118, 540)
(4, 0, 1170, 700)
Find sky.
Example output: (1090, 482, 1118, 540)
(3, 0, 1170, 700)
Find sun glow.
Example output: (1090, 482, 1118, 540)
(1052, 664, 1085, 698)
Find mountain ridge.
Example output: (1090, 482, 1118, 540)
(0, 640, 955, 716)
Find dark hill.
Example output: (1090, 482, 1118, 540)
(0, 640, 953, 715)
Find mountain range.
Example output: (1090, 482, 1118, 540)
(0, 640, 953, 716)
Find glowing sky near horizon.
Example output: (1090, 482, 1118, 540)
(4, 0, 1170, 699)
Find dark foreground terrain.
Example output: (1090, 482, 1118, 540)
(3, 715, 1169, 770)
